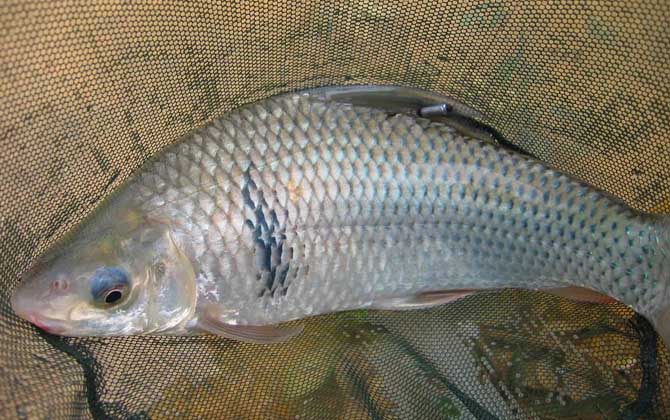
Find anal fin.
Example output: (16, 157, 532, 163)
(369, 290, 475, 311)
(543, 286, 619, 304)
(197, 305, 303, 344)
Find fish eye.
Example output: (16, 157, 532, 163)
(90, 267, 131, 307)
(104, 289, 124, 304)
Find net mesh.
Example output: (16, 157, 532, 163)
(1, 1, 669, 418)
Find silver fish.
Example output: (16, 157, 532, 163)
(11, 87, 670, 345)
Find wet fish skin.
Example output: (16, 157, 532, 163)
(11, 88, 670, 344)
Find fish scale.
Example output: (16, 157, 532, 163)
(142, 96, 656, 323)
(12, 90, 670, 342)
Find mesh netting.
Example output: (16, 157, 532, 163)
(1, 1, 669, 419)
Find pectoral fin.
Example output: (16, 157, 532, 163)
(197, 306, 303, 344)
(369, 290, 476, 311)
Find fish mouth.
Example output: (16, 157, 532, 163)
(13, 306, 66, 335)
(24, 312, 65, 335)
(11, 287, 66, 335)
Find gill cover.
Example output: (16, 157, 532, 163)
(141, 226, 198, 333)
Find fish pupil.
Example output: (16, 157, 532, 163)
(105, 290, 123, 304)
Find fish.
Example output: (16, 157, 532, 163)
(11, 86, 670, 345)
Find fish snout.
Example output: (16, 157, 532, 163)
(24, 311, 63, 334)
(12, 280, 46, 320)
(11, 290, 64, 334)
(11, 286, 37, 320)
(18, 258, 72, 300)
(25, 312, 47, 331)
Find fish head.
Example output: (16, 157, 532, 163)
(12, 206, 197, 336)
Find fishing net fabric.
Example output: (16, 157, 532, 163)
(1, 1, 669, 418)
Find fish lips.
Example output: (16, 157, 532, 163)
(11, 282, 68, 335)
(11, 303, 66, 335)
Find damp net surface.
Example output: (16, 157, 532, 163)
(1, 1, 669, 419)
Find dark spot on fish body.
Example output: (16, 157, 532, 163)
(242, 173, 290, 298)
(275, 265, 291, 296)
(553, 194, 563, 206)
(542, 191, 551, 203)
(448, 155, 456, 165)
